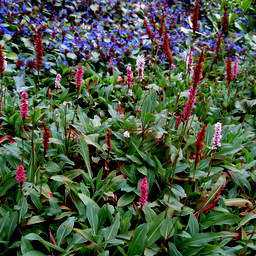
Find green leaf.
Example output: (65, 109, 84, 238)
(235, 21, 248, 33)
(45, 161, 61, 173)
(127, 223, 149, 256)
(168, 242, 183, 256)
(0, 212, 9, 238)
(6, 211, 18, 240)
(131, 142, 147, 161)
(21, 237, 34, 254)
(147, 211, 165, 247)
(22, 252, 47, 256)
(179, 232, 237, 247)
(0, 177, 16, 197)
(27, 216, 45, 225)
(27, 151, 36, 183)
(196, 174, 226, 211)
(126, 155, 143, 165)
(105, 213, 120, 241)
(24, 233, 66, 252)
(160, 214, 174, 239)
(56, 217, 76, 246)
(67, 53, 77, 59)
(81, 133, 104, 152)
(79, 135, 92, 179)
(143, 113, 155, 124)
(19, 196, 28, 224)
(215, 145, 243, 156)
(172, 184, 186, 198)
(117, 193, 136, 207)
(86, 200, 99, 234)
(142, 204, 157, 223)
(6, 52, 18, 60)
(237, 212, 256, 230)
(188, 213, 199, 235)
(202, 213, 240, 229)
(141, 95, 152, 120)
(205, 123, 213, 146)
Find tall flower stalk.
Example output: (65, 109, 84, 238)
(20, 91, 28, 164)
(194, 124, 206, 168)
(34, 30, 44, 77)
(212, 122, 222, 150)
(0, 44, 5, 77)
(136, 54, 145, 82)
(139, 177, 148, 208)
(191, 0, 200, 34)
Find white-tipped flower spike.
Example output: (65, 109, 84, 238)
(212, 122, 222, 149)
(136, 54, 145, 81)
(123, 131, 130, 138)
(55, 74, 61, 89)
(178, 72, 183, 81)
(128, 88, 133, 96)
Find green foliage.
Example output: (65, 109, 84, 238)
(0, 0, 256, 255)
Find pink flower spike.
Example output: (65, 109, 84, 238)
(55, 74, 61, 89)
(233, 59, 238, 78)
(75, 66, 84, 90)
(139, 177, 148, 206)
(20, 91, 28, 121)
(212, 122, 222, 150)
(15, 165, 26, 184)
(182, 86, 197, 124)
(108, 57, 114, 69)
(126, 63, 133, 86)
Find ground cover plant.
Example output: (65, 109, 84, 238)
(0, 0, 256, 255)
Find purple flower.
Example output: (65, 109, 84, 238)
(75, 66, 84, 90)
(15, 165, 26, 184)
(55, 74, 61, 89)
(212, 122, 222, 149)
(136, 54, 145, 81)
(20, 91, 28, 121)
(139, 177, 148, 206)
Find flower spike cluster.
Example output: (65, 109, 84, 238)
(20, 91, 28, 121)
(139, 177, 148, 206)
(182, 86, 197, 124)
(163, 32, 173, 67)
(126, 64, 133, 87)
(42, 121, 51, 156)
(212, 122, 222, 149)
(144, 19, 154, 41)
(55, 74, 61, 89)
(191, 0, 200, 34)
(75, 66, 84, 90)
(222, 3, 229, 36)
(194, 124, 206, 166)
(233, 59, 238, 78)
(0, 44, 5, 76)
(34, 30, 44, 71)
(226, 57, 232, 85)
(15, 165, 26, 184)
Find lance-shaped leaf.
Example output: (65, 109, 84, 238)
(56, 217, 76, 246)
(196, 174, 226, 211)
(127, 223, 149, 256)
(79, 134, 92, 179)
(86, 200, 99, 234)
